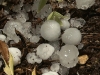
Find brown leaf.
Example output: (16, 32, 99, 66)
(0, 40, 9, 64)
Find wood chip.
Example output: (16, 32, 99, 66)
(78, 55, 89, 64)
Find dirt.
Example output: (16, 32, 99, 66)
(0, 0, 100, 75)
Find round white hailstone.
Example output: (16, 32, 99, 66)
(0, 34, 6, 41)
(58, 44, 79, 68)
(26, 52, 42, 64)
(36, 44, 55, 60)
(40, 20, 61, 41)
(42, 71, 58, 75)
(60, 57, 78, 68)
(61, 19, 70, 30)
(50, 63, 60, 72)
(8, 47, 21, 66)
(30, 36, 40, 43)
(62, 28, 82, 45)
(41, 68, 50, 73)
(76, 0, 95, 10)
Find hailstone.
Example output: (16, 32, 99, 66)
(36, 44, 55, 60)
(42, 71, 58, 75)
(26, 52, 42, 64)
(8, 47, 21, 66)
(61, 19, 70, 30)
(76, 0, 95, 10)
(58, 44, 79, 68)
(40, 20, 61, 41)
(62, 28, 82, 45)
(0, 34, 6, 41)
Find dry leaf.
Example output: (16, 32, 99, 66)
(78, 55, 89, 64)
(3, 53, 14, 75)
(32, 66, 36, 75)
(0, 40, 9, 64)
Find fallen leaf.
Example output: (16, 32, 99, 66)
(3, 53, 14, 75)
(0, 40, 9, 64)
(32, 66, 36, 75)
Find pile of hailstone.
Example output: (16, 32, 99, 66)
(1, 0, 95, 74)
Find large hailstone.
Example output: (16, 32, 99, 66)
(62, 28, 82, 45)
(58, 44, 79, 68)
(76, 0, 95, 10)
(40, 20, 61, 41)
(8, 47, 21, 66)
(36, 44, 55, 60)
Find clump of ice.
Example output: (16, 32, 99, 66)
(70, 18, 86, 28)
(36, 44, 55, 60)
(16, 11, 29, 23)
(23, 4, 32, 12)
(12, 0, 24, 12)
(41, 20, 61, 41)
(42, 71, 58, 75)
(32, 0, 52, 19)
(8, 47, 21, 66)
(30, 35, 40, 43)
(26, 52, 42, 64)
(0, 34, 6, 41)
(3, 20, 32, 43)
(76, 0, 95, 10)
(50, 63, 60, 72)
(62, 28, 82, 45)
(58, 44, 79, 68)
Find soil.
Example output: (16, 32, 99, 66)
(0, 0, 100, 75)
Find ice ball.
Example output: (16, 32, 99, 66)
(36, 44, 55, 60)
(58, 44, 79, 68)
(62, 28, 82, 45)
(40, 20, 61, 41)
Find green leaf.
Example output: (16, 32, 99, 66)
(38, 0, 48, 12)
(47, 11, 64, 25)
(3, 53, 14, 75)
(54, 11, 64, 19)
